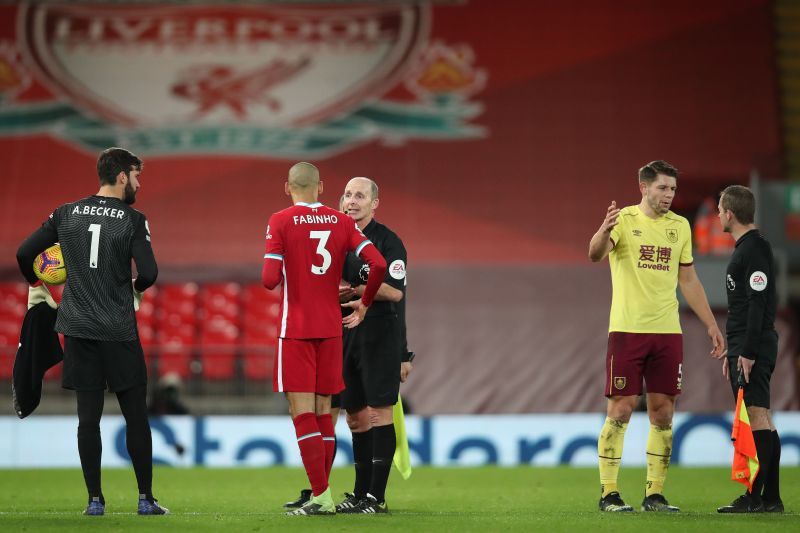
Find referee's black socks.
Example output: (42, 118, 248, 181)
(763, 430, 781, 503)
(750, 429, 773, 500)
(352, 429, 373, 498)
(369, 423, 396, 504)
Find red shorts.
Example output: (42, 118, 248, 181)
(605, 332, 683, 397)
(273, 337, 344, 395)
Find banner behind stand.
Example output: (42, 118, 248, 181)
(2, 413, 798, 468)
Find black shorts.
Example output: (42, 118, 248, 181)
(63, 336, 148, 393)
(726, 330, 778, 409)
(341, 315, 401, 410)
(331, 393, 341, 409)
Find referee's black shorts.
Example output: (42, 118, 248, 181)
(341, 315, 401, 411)
(726, 330, 778, 409)
(62, 335, 148, 393)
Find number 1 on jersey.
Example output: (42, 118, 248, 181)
(310, 230, 332, 275)
(88, 223, 101, 268)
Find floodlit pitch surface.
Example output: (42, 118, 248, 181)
(0, 467, 796, 531)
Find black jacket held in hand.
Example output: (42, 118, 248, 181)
(12, 302, 63, 418)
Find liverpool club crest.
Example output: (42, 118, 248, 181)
(10, 2, 487, 158)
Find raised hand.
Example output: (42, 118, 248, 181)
(600, 201, 620, 233)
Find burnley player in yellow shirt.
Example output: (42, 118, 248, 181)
(589, 160, 725, 512)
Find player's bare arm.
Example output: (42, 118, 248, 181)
(678, 264, 726, 358)
(588, 201, 619, 262)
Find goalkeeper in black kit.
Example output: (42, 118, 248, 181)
(16, 147, 168, 516)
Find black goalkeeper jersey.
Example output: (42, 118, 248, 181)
(343, 218, 407, 318)
(16, 195, 157, 342)
(725, 229, 777, 359)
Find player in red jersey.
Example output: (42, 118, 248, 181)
(262, 162, 387, 516)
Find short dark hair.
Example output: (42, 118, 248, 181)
(638, 160, 679, 184)
(97, 147, 142, 186)
(720, 185, 755, 224)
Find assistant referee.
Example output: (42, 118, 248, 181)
(715, 185, 782, 513)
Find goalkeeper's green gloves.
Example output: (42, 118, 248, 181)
(28, 283, 57, 310)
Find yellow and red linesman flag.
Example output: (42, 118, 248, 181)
(731, 386, 759, 490)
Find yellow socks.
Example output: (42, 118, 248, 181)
(598, 417, 628, 497)
(645, 424, 673, 497)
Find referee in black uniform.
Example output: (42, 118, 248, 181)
(334, 177, 409, 514)
(16, 147, 168, 516)
(714, 185, 782, 514)
(283, 191, 414, 510)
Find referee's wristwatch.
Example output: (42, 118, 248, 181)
(403, 351, 415, 363)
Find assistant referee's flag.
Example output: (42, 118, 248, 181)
(393, 393, 412, 479)
(731, 384, 759, 491)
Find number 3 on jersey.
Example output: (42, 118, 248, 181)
(310, 230, 331, 275)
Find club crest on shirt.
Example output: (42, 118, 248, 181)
(749, 271, 767, 291)
(614, 377, 626, 390)
(665, 228, 678, 243)
(726, 274, 735, 291)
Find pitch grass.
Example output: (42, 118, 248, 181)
(0, 467, 797, 531)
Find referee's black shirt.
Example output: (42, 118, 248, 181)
(343, 219, 407, 318)
(725, 229, 777, 359)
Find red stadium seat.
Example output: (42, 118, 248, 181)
(199, 299, 239, 323)
(204, 282, 241, 300)
(0, 282, 28, 302)
(0, 283, 28, 321)
(138, 323, 156, 346)
(0, 316, 22, 337)
(242, 283, 282, 310)
(199, 325, 239, 380)
(156, 352, 194, 379)
(155, 325, 196, 378)
(0, 332, 16, 378)
(159, 283, 199, 319)
(200, 283, 241, 326)
(160, 282, 199, 302)
(243, 346, 275, 381)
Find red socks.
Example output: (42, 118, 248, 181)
(317, 414, 336, 479)
(293, 412, 327, 496)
